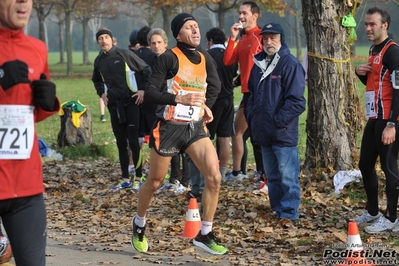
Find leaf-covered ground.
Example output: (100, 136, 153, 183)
(43, 158, 399, 265)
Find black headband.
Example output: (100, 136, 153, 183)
(96, 29, 113, 42)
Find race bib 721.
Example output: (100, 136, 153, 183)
(0, 105, 35, 159)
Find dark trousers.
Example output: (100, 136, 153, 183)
(188, 156, 205, 196)
(170, 153, 190, 187)
(0, 194, 47, 266)
(359, 119, 399, 219)
(109, 103, 142, 178)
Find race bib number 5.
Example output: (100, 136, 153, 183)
(0, 105, 35, 159)
(173, 91, 202, 121)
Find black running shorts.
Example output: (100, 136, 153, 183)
(149, 119, 209, 156)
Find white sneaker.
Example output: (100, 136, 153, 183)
(391, 224, 399, 236)
(155, 182, 170, 193)
(254, 181, 268, 193)
(365, 216, 398, 234)
(174, 184, 187, 194)
(253, 181, 268, 194)
(350, 210, 382, 225)
(252, 171, 263, 181)
(225, 171, 246, 182)
(169, 180, 181, 191)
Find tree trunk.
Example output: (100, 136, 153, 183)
(82, 18, 90, 65)
(301, 0, 364, 171)
(65, 11, 73, 76)
(34, 4, 53, 44)
(59, 21, 65, 64)
(205, 0, 238, 35)
(88, 17, 101, 44)
(38, 12, 46, 42)
(218, 4, 225, 32)
(57, 105, 93, 147)
(161, 8, 171, 40)
(294, 0, 302, 59)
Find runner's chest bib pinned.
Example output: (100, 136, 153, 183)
(0, 105, 35, 159)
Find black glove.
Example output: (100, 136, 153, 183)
(233, 75, 241, 87)
(0, 60, 30, 90)
(32, 73, 56, 111)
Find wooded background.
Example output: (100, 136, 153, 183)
(31, 0, 399, 172)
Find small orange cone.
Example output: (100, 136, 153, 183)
(336, 222, 375, 266)
(178, 198, 201, 239)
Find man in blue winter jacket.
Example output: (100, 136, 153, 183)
(246, 22, 306, 222)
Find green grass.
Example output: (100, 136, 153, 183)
(37, 52, 118, 160)
(36, 77, 114, 145)
(48, 51, 99, 65)
(353, 46, 370, 58)
(39, 47, 369, 162)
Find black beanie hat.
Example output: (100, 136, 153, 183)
(171, 13, 196, 39)
(129, 30, 138, 46)
(96, 29, 113, 42)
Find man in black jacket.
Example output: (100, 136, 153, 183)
(92, 27, 151, 191)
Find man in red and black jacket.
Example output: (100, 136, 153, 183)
(0, 0, 60, 265)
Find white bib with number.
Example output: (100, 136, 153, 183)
(365, 91, 377, 118)
(173, 91, 201, 121)
(0, 105, 35, 159)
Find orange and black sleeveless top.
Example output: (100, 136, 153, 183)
(162, 47, 207, 122)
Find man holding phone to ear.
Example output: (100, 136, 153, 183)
(224, 1, 265, 183)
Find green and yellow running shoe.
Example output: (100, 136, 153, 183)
(132, 179, 143, 192)
(131, 218, 148, 253)
(193, 231, 228, 255)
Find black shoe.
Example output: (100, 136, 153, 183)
(186, 191, 201, 203)
(193, 231, 228, 255)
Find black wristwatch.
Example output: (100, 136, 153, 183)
(387, 121, 396, 128)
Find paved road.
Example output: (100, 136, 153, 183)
(5, 235, 231, 266)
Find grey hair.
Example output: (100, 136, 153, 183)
(147, 28, 168, 46)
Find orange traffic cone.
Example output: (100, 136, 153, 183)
(336, 222, 375, 266)
(178, 198, 201, 239)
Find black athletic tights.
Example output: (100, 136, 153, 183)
(0, 194, 46, 266)
(109, 103, 142, 179)
(359, 119, 399, 220)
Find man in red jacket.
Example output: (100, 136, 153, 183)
(223, 1, 265, 183)
(0, 0, 60, 265)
